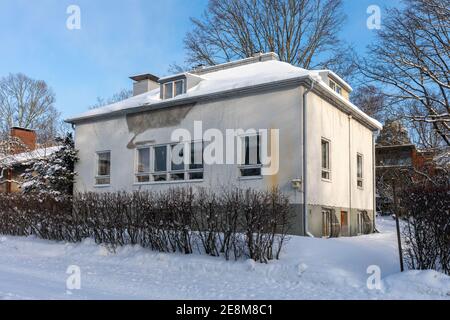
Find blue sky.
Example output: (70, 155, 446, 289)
(0, 0, 394, 119)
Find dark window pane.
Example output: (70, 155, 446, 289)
(244, 135, 260, 165)
(190, 141, 203, 169)
(175, 80, 184, 96)
(189, 172, 203, 180)
(171, 144, 185, 171)
(164, 82, 173, 99)
(154, 146, 167, 172)
(321, 140, 329, 170)
(171, 173, 185, 181)
(152, 174, 167, 182)
(240, 168, 261, 177)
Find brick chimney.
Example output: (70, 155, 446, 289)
(10, 127, 36, 151)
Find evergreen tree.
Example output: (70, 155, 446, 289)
(21, 133, 78, 196)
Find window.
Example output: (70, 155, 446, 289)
(96, 151, 111, 185)
(136, 148, 150, 183)
(322, 208, 340, 238)
(357, 153, 363, 188)
(329, 79, 342, 96)
(239, 134, 262, 177)
(341, 211, 348, 235)
(357, 211, 371, 235)
(321, 138, 331, 180)
(322, 209, 331, 238)
(153, 145, 168, 181)
(163, 82, 173, 99)
(135, 142, 203, 183)
(163, 79, 185, 99)
(175, 80, 184, 97)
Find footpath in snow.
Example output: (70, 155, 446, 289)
(0, 217, 449, 300)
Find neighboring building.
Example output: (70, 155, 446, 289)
(66, 53, 382, 237)
(376, 143, 437, 170)
(375, 143, 438, 214)
(0, 127, 60, 193)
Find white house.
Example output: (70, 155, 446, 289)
(66, 52, 382, 237)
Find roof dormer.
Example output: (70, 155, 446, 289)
(159, 73, 204, 100)
(318, 70, 352, 100)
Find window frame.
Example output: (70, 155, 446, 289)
(321, 138, 331, 181)
(135, 146, 152, 183)
(163, 82, 173, 99)
(329, 79, 343, 96)
(95, 150, 111, 186)
(238, 133, 263, 179)
(357, 153, 364, 189)
(134, 141, 204, 184)
(162, 79, 185, 99)
(174, 79, 185, 97)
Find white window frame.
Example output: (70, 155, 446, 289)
(162, 79, 185, 99)
(238, 133, 263, 179)
(329, 79, 342, 96)
(321, 138, 331, 181)
(134, 141, 204, 184)
(95, 151, 111, 186)
(357, 153, 364, 189)
(135, 146, 152, 183)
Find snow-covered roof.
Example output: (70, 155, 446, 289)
(66, 56, 382, 130)
(0, 145, 62, 167)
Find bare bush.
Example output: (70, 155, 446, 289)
(0, 187, 292, 263)
(400, 179, 450, 275)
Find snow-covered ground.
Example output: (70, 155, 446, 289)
(0, 217, 449, 300)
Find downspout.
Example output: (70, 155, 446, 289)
(372, 130, 379, 232)
(303, 79, 315, 237)
(348, 115, 352, 234)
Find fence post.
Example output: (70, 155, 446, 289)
(392, 181, 404, 272)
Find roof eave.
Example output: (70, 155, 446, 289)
(65, 75, 382, 131)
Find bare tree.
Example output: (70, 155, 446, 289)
(358, 0, 450, 147)
(89, 89, 133, 110)
(351, 85, 387, 122)
(183, 0, 354, 77)
(0, 73, 61, 143)
(376, 119, 412, 146)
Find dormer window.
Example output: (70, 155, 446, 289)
(329, 79, 342, 96)
(162, 79, 185, 99)
(163, 82, 173, 99)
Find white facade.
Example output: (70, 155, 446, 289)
(67, 53, 381, 236)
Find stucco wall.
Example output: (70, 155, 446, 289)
(74, 85, 375, 236)
(74, 87, 304, 203)
(305, 91, 375, 236)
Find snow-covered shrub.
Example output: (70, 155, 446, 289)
(0, 187, 292, 263)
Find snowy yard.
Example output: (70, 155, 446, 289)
(0, 217, 449, 300)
